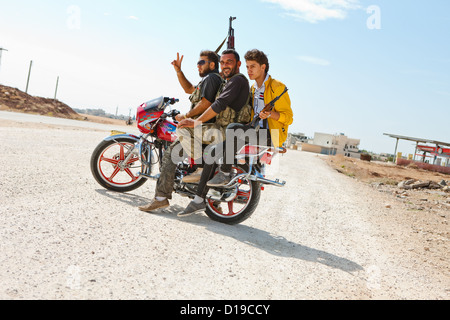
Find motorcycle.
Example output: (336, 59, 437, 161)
(90, 96, 287, 225)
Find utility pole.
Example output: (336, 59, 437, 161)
(0, 47, 8, 76)
(25, 60, 33, 93)
(54, 76, 60, 100)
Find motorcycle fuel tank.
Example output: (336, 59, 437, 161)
(136, 102, 164, 134)
(157, 120, 177, 143)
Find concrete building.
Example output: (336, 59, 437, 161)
(301, 132, 361, 158)
(286, 133, 309, 148)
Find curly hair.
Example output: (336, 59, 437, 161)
(244, 49, 269, 74)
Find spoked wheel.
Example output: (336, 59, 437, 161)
(205, 165, 261, 225)
(90, 137, 147, 192)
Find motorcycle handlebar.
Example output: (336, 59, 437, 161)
(164, 97, 179, 105)
(161, 109, 181, 122)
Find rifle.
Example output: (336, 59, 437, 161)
(215, 16, 236, 54)
(227, 17, 236, 50)
(250, 87, 289, 128)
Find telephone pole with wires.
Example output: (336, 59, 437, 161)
(0, 47, 8, 76)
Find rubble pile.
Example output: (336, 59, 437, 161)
(398, 179, 450, 192)
(0, 84, 81, 120)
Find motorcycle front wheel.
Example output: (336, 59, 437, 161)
(205, 165, 261, 225)
(90, 137, 147, 192)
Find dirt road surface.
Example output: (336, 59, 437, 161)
(0, 111, 448, 300)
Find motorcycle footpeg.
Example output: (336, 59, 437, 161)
(138, 172, 160, 180)
(206, 188, 238, 202)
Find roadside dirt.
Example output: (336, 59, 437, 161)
(0, 84, 130, 128)
(77, 114, 132, 126)
(1, 112, 448, 299)
(324, 155, 449, 281)
(324, 155, 450, 215)
(0, 84, 82, 120)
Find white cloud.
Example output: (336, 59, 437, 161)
(127, 16, 139, 20)
(297, 56, 331, 66)
(262, 0, 361, 23)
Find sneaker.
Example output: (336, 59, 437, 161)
(207, 171, 231, 187)
(178, 200, 206, 217)
(181, 168, 203, 184)
(139, 198, 170, 212)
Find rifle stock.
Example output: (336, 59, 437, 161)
(250, 87, 289, 128)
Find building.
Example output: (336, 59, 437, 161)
(384, 133, 450, 166)
(301, 132, 361, 158)
(286, 133, 309, 148)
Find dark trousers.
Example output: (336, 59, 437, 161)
(196, 123, 272, 198)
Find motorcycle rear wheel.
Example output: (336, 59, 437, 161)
(90, 137, 147, 192)
(205, 165, 261, 225)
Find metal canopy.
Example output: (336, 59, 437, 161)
(384, 133, 450, 163)
(383, 133, 450, 148)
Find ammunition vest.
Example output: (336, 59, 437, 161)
(189, 72, 223, 120)
(215, 73, 253, 128)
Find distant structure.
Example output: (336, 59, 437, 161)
(0, 47, 8, 74)
(287, 133, 309, 148)
(384, 133, 450, 167)
(301, 132, 361, 158)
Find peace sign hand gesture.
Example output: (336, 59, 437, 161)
(171, 53, 184, 73)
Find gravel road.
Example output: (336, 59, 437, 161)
(0, 111, 448, 300)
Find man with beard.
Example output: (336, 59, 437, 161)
(178, 49, 293, 217)
(176, 49, 251, 216)
(176, 49, 251, 177)
(139, 50, 222, 212)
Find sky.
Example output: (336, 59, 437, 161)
(0, 0, 449, 155)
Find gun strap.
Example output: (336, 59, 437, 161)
(215, 36, 228, 54)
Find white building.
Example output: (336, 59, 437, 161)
(302, 132, 361, 158)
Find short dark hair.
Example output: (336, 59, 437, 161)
(200, 50, 219, 69)
(245, 49, 269, 74)
(221, 49, 240, 62)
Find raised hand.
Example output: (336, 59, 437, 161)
(171, 53, 184, 73)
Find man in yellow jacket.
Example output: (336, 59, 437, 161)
(246, 49, 293, 148)
(179, 49, 294, 217)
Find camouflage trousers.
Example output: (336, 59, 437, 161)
(154, 139, 182, 200)
(154, 124, 225, 199)
(176, 123, 225, 162)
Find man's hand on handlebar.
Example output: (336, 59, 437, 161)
(177, 118, 201, 129)
(175, 114, 186, 122)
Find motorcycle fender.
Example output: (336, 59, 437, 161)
(104, 133, 141, 143)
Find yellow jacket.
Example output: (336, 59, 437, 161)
(251, 76, 294, 147)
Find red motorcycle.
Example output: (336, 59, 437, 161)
(90, 96, 286, 225)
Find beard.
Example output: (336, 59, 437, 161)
(221, 65, 237, 79)
(199, 66, 213, 78)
